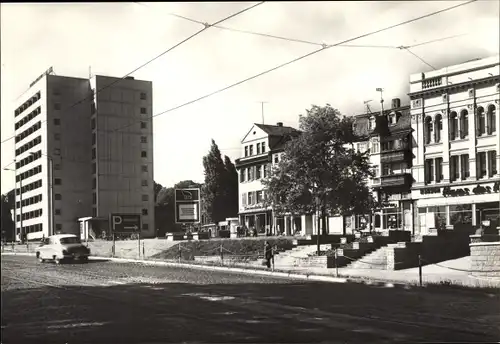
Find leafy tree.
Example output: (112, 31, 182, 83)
(202, 140, 227, 224)
(1, 189, 15, 242)
(262, 104, 377, 244)
(222, 155, 239, 218)
(154, 181, 163, 203)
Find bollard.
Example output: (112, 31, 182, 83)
(142, 242, 145, 258)
(334, 248, 339, 278)
(418, 254, 423, 287)
(220, 243, 224, 265)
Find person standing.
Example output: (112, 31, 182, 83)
(264, 241, 273, 269)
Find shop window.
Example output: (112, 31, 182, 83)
(449, 204, 472, 225)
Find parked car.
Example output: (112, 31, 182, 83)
(35, 234, 90, 264)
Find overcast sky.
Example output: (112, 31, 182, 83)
(1, 1, 499, 193)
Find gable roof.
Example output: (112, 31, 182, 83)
(352, 105, 411, 141)
(254, 123, 299, 137)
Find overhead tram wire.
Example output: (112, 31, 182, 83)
(0, 1, 265, 146)
(403, 48, 437, 70)
(110, 0, 478, 135)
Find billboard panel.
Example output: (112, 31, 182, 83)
(175, 188, 201, 224)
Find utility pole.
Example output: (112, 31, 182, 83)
(376, 88, 385, 115)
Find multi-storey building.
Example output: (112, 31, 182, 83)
(90, 75, 155, 237)
(345, 98, 414, 234)
(235, 122, 303, 235)
(12, 70, 155, 240)
(409, 55, 500, 236)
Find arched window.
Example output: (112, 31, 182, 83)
(434, 114, 443, 143)
(476, 107, 486, 136)
(424, 116, 433, 144)
(460, 110, 469, 139)
(449, 111, 458, 140)
(487, 105, 496, 135)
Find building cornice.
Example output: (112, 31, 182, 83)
(408, 75, 499, 99)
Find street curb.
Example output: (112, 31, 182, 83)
(1, 252, 409, 287)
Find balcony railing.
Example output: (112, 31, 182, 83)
(422, 77, 442, 89)
(380, 173, 412, 187)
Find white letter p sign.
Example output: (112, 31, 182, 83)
(112, 215, 122, 230)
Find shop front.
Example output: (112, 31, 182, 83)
(413, 181, 500, 236)
(239, 206, 273, 236)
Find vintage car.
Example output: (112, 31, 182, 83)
(35, 234, 90, 264)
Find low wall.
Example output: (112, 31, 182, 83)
(469, 234, 500, 279)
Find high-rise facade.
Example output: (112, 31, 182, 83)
(12, 70, 155, 240)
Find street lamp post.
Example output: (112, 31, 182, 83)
(4, 164, 22, 243)
(30, 152, 54, 236)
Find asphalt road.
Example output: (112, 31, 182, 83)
(2, 255, 499, 344)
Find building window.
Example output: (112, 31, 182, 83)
(425, 159, 434, 183)
(140, 92, 147, 100)
(91, 103, 96, 115)
(460, 154, 470, 180)
(449, 112, 458, 140)
(54, 133, 61, 141)
(92, 163, 96, 174)
(54, 178, 61, 185)
(54, 103, 61, 110)
(92, 133, 96, 145)
(140, 121, 147, 129)
(53, 148, 60, 156)
(92, 193, 97, 205)
(424, 116, 433, 144)
(55, 194, 62, 200)
(487, 105, 496, 134)
(92, 148, 96, 159)
(142, 208, 148, 215)
(382, 163, 392, 176)
(274, 155, 279, 164)
(142, 194, 149, 201)
(92, 178, 97, 189)
(141, 165, 148, 172)
(249, 145, 253, 156)
(141, 151, 147, 158)
(369, 117, 375, 130)
(244, 146, 248, 157)
(477, 107, 486, 136)
(140, 107, 147, 114)
(140, 136, 147, 143)
(91, 117, 96, 130)
(240, 168, 246, 182)
(488, 151, 497, 176)
(449, 156, 459, 182)
(54, 164, 61, 170)
(435, 157, 443, 183)
(371, 140, 379, 154)
(248, 166, 254, 180)
(460, 110, 469, 139)
(256, 190, 264, 204)
(241, 192, 247, 206)
(247, 192, 254, 205)
(142, 180, 148, 186)
(477, 152, 487, 179)
(54, 118, 61, 125)
(450, 204, 472, 225)
(256, 165, 262, 179)
(261, 142, 266, 153)
(55, 209, 61, 215)
(256, 143, 261, 155)
(142, 223, 149, 230)
(263, 164, 269, 178)
(434, 114, 442, 143)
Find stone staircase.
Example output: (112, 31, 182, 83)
(344, 246, 390, 270)
(273, 244, 330, 268)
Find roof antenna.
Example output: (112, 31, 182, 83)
(363, 100, 373, 114)
(258, 101, 268, 124)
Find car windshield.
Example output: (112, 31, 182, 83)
(59, 237, 81, 244)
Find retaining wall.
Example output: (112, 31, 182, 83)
(469, 234, 500, 279)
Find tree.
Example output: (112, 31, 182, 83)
(262, 104, 378, 252)
(202, 140, 227, 224)
(222, 155, 239, 218)
(1, 189, 15, 242)
(154, 181, 163, 203)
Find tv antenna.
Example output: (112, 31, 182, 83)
(258, 101, 268, 124)
(363, 100, 373, 114)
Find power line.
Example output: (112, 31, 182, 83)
(0, 2, 265, 146)
(110, 0, 478, 134)
(404, 48, 437, 70)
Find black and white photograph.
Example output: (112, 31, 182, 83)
(1, 1, 499, 343)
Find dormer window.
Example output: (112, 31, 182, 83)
(369, 117, 376, 130)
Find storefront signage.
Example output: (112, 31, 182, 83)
(419, 182, 500, 197)
(243, 203, 265, 211)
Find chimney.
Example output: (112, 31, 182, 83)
(391, 98, 401, 109)
(276, 122, 283, 127)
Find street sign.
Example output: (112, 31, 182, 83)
(175, 188, 201, 224)
(109, 213, 141, 233)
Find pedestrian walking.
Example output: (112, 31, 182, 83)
(264, 241, 273, 269)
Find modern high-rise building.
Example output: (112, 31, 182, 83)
(12, 69, 155, 241)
